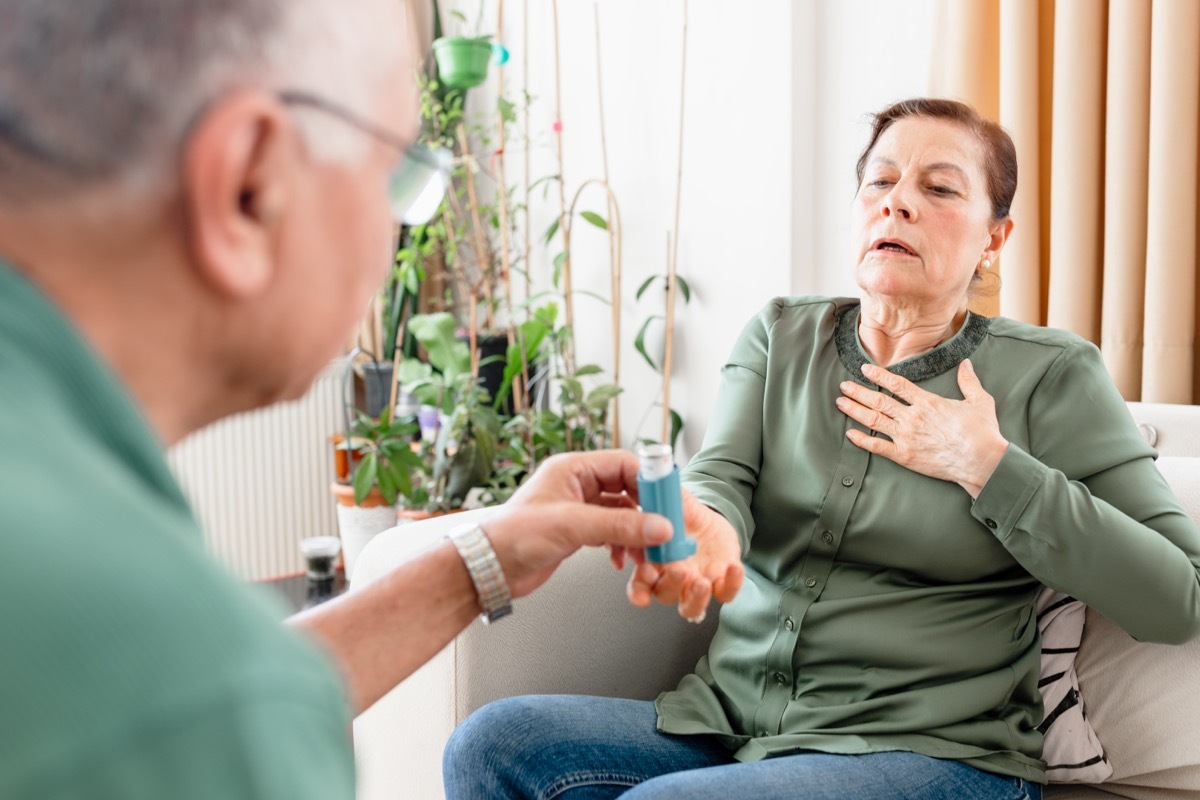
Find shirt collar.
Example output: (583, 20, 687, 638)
(835, 302, 991, 388)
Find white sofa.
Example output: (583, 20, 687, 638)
(351, 402, 1200, 800)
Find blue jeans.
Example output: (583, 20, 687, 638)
(443, 695, 1043, 800)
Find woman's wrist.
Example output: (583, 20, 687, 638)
(959, 436, 1010, 499)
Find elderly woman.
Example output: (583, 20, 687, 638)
(442, 98, 1200, 800)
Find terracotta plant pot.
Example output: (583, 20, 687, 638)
(432, 37, 493, 89)
(330, 482, 398, 581)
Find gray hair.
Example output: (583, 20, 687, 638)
(0, 0, 398, 202)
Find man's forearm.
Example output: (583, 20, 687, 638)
(288, 540, 480, 716)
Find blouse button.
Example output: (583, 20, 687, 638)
(985, 518, 998, 529)
(804, 576, 818, 588)
(774, 671, 788, 685)
(841, 476, 855, 487)
(821, 530, 834, 545)
(784, 617, 795, 631)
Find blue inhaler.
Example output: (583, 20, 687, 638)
(637, 443, 696, 563)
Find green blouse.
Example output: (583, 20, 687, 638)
(659, 296, 1200, 784)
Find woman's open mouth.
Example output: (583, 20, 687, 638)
(871, 238, 917, 256)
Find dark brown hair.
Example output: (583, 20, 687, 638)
(855, 98, 1018, 222)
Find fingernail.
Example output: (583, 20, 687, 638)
(835, 397, 848, 408)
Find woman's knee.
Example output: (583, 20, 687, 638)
(444, 696, 541, 771)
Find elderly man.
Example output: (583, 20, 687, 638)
(0, 1, 702, 796)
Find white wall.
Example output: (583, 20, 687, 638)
(799, 0, 936, 297)
(447, 0, 934, 460)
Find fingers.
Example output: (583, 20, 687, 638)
(564, 504, 673, 550)
(836, 393, 897, 435)
(653, 564, 688, 605)
(708, 561, 745, 604)
(861, 363, 922, 403)
(609, 545, 625, 570)
(678, 577, 712, 622)
(521, 450, 642, 504)
(845, 427, 899, 460)
(627, 562, 660, 607)
(957, 359, 985, 399)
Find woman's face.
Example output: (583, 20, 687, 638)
(852, 116, 1002, 310)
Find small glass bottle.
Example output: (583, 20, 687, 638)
(299, 536, 342, 609)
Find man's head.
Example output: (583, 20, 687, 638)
(0, 0, 405, 200)
(0, 0, 417, 441)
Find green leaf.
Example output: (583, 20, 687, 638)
(376, 461, 398, 506)
(574, 364, 603, 377)
(533, 301, 559, 330)
(580, 211, 608, 230)
(353, 453, 378, 505)
(552, 251, 567, 288)
(529, 173, 560, 190)
(407, 313, 470, 380)
(668, 409, 684, 449)
(497, 96, 517, 124)
(634, 316, 663, 372)
(675, 275, 692, 304)
(543, 217, 561, 245)
(585, 384, 623, 410)
(635, 275, 659, 301)
(572, 289, 611, 306)
(385, 458, 412, 499)
(561, 377, 584, 404)
(450, 10, 467, 22)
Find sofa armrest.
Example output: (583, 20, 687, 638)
(350, 507, 717, 800)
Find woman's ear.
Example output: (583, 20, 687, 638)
(180, 91, 295, 299)
(983, 217, 1015, 264)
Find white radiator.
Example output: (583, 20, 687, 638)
(167, 361, 348, 580)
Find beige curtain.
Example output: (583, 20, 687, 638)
(932, 0, 1200, 403)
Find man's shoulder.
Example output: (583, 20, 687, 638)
(0, 413, 347, 798)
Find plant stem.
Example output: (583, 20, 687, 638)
(494, 0, 530, 417)
(456, 122, 496, 335)
(565, 179, 622, 444)
(550, 0, 575, 375)
(663, 0, 688, 445)
(593, 0, 620, 448)
(522, 0, 532, 304)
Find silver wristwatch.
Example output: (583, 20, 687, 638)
(447, 521, 513, 624)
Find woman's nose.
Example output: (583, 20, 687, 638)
(882, 186, 916, 221)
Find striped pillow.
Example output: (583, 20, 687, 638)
(1037, 588, 1113, 783)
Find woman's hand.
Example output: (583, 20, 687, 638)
(836, 359, 1009, 497)
(615, 489, 744, 623)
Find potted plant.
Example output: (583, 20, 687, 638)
(431, 4, 501, 90)
(330, 407, 423, 580)
(397, 312, 503, 516)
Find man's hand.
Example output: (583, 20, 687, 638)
(480, 451, 674, 600)
(621, 490, 744, 623)
(836, 360, 1009, 498)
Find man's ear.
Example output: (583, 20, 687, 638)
(181, 91, 295, 299)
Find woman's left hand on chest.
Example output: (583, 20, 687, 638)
(836, 359, 1009, 498)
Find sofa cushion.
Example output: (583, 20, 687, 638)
(1065, 456, 1200, 799)
(1038, 589, 1112, 783)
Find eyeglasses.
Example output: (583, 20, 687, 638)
(277, 89, 450, 225)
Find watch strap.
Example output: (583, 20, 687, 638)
(447, 521, 513, 624)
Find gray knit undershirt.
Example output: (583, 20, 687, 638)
(835, 304, 991, 390)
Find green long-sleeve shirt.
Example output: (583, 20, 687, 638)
(0, 261, 355, 798)
(659, 296, 1200, 784)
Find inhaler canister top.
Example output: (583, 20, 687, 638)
(637, 443, 674, 480)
